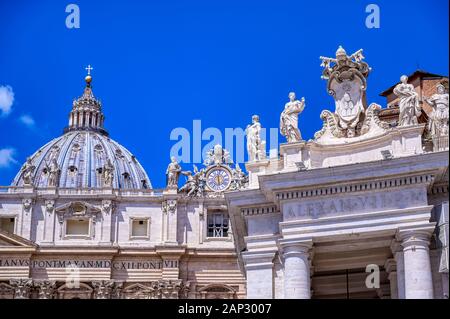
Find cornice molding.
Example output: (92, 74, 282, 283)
(430, 183, 449, 195)
(241, 205, 278, 217)
(275, 174, 434, 201)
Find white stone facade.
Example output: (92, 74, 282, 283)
(0, 49, 448, 299)
(226, 47, 449, 299)
(0, 74, 245, 299)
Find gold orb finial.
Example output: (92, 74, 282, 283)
(85, 75, 92, 83)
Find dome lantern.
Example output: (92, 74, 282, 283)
(64, 65, 108, 136)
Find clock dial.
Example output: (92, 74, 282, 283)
(206, 168, 231, 192)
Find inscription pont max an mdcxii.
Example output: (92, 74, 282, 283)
(0, 259, 179, 270)
(283, 188, 427, 221)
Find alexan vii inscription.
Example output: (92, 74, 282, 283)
(283, 188, 427, 221)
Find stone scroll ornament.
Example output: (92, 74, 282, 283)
(315, 46, 388, 142)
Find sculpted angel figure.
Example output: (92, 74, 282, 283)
(280, 92, 305, 143)
(231, 163, 247, 190)
(166, 156, 181, 188)
(196, 167, 206, 197)
(394, 75, 421, 126)
(423, 84, 449, 137)
(179, 165, 206, 197)
(179, 171, 196, 196)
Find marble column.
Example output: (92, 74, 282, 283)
(242, 250, 276, 299)
(391, 240, 406, 299)
(281, 239, 313, 299)
(398, 229, 434, 299)
(384, 259, 398, 299)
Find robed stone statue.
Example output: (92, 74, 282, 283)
(280, 92, 305, 143)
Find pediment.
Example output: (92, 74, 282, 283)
(55, 201, 101, 214)
(123, 283, 153, 293)
(0, 230, 37, 248)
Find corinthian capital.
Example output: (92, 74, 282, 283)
(162, 199, 177, 214)
(9, 279, 32, 299)
(34, 280, 56, 299)
(92, 280, 115, 299)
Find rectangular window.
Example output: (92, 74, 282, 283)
(66, 219, 90, 236)
(207, 212, 229, 238)
(0, 217, 15, 233)
(130, 218, 149, 238)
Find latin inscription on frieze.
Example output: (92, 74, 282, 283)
(0, 259, 179, 269)
(283, 188, 427, 221)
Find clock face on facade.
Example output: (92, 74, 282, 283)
(206, 167, 232, 192)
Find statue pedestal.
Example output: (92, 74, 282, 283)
(245, 160, 270, 189)
(21, 185, 35, 194)
(280, 141, 308, 172)
(163, 187, 178, 195)
(309, 124, 425, 168)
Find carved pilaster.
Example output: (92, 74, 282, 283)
(9, 279, 32, 299)
(101, 200, 115, 215)
(111, 281, 123, 299)
(22, 198, 34, 213)
(45, 200, 55, 213)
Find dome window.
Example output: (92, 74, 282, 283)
(115, 149, 124, 158)
(68, 165, 78, 176)
(122, 172, 130, 179)
(94, 144, 103, 152)
(72, 144, 81, 152)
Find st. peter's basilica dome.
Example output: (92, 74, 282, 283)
(12, 69, 151, 189)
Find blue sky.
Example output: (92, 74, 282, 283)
(0, 0, 448, 188)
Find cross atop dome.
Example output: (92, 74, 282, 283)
(85, 64, 93, 75)
(84, 64, 94, 87)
